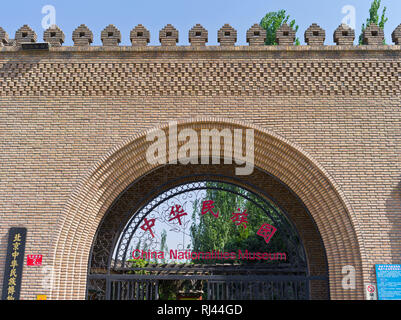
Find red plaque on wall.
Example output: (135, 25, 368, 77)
(27, 255, 42, 266)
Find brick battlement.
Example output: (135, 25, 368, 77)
(1, 23, 401, 49)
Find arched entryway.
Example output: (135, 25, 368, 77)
(50, 119, 364, 299)
(86, 171, 328, 300)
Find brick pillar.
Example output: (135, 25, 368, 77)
(15, 25, 37, 45)
(276, 23, 296, 46)
(391, 24, 401, 45)
(218, 24, 237, 46)
(130, 24, 150, 47)
(0, 27, 9, 47)
(43, 25, 65, 47)
(304, 23, 325, 46)
(72, 24, 93, 46)
(362, 23, 384, 45)
(246, 24, 265, 46)
(189, 24, 208, 47)
(333, 24, 355, 46)
(159, 24, 178, 46)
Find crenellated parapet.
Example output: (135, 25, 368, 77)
(246, 24, 265, 46)
(72, 24, 93, 46)
(304, 23, 325, 46)
(218, 24, 237, 46)
(362, 23, 385, 45)
(276, 23, 296, 46)
(15, 25, 37, 45)
(0, 27, 9, 47)
(43, 25, 65, 47)
(189, 24, 208, 47)
(101, 24, 121, 46)
(0, 23, 401, 49)
(130, 24, 150, 46)
(392, 24, 401, 45)
(333, 24, 355, 46)
(159, 24, 179, 46)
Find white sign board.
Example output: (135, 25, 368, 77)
(365, 283, 377, 300)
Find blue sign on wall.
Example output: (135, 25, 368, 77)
(375, 264, 401, 300)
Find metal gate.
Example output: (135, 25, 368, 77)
(88, 273, 313, 300)
(86, 176, 328, 300)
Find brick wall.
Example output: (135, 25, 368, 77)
(0, 32, 400, 299)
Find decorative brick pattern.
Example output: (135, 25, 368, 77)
(276, 23, 296, 46)
(72, 24, 93, 46)
(246, 24, 265, 46)
(43, 25, 65, 47)
(130, 24, 150, 46)
(101, 25, 121, 47)
(159, 24, 178, 46)
(362, 23, 384, 45)
(0, 53, 399, 98)
(304, 23, 325, 46)
(218, 24, 237, 46)
(15, 25, 37, 45)
(391, 24, 401, 45)
(333, 24, 355, 46)
(189, 24, 208, 47)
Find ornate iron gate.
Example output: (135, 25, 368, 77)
(87, 176, 328, 300)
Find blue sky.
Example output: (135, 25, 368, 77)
(1, 0, 400, 45)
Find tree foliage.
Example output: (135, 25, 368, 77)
(190, 182, 293, 265)
(359, 0, 388, 44)
(260, 10, 300, 45)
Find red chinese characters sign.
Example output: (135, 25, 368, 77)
(169, 205, 188, 225)
(27, 255, 43, 266)
(139, 201, 278, 245)
(257, 223, 277, 245)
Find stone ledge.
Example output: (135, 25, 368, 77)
(1, 44, 401, 52)
(1, 44, 400, 61)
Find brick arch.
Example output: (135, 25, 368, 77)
(50, 118, 364, 300)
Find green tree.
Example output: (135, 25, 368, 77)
(359, 0, 388, 44)
(190, 182, 297, 265)
(260, 10, 300, 45)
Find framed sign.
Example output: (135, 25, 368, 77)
(1, 227, 27, 300)
(365, 283, 377, 300)
(27, 255, 42, 266)
(375, 264, 401, 300)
